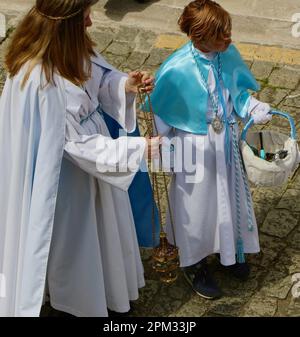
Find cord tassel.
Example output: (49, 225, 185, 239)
(236, 237, 245, 263)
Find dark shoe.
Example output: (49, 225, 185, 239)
(215, 254, 250, 281)
(227, 262, 250, 281)
(183, 261, 222, 300)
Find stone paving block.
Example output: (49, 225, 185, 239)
(3, 10, 25, 30)
(170, 295, 209, 317)
(260, 269, 293, 299)
(144, 48, 173, 67)
(247, 234, 287, 268)
(0, 12, 6, 41)
(266, 104, 299, 140)
(277, 248, 300, 275)
(268, 66, 300, 90)
(276, 189, 300, 212)
(129, 279, 161, 317)
(241, 293, 278, 317)
(275, 105, 299, 127)
(212, 262, 261, 298)
(261, 209, 299, 238)
(286, 298, 300, 317)
(289, 230, 300, 251)
(284, 89, 300, 108)
(267, 116, 292, 131)
(0, 29, 11, 61)
(134, 30, 157, 54)
(0, 65, 6, 92)
(258, 87, 290, 107)
(105, 41, 132, 56)
(221, 277, 259, 298)
(244, 60, 253, 70)
(253, 203, 270, 227)
(257, 79, 268, 89)
(91, 31, 114, 53)
(289, 169, 300, 190)
(251, 60, 274, 81)
(115, 26, 140, 43)
(0, 36, 10, 94)
(101, 53, 128, 69)
(252, 186, 286, 207)
(122, 51, 150, 71)
(148, 277, 192, 316)
(205, 296, 248, 317)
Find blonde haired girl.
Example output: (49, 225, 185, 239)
(0, 0, 157, 317)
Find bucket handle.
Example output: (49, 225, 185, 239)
(241, 110, 297, 141)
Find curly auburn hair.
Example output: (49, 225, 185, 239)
(178, 0, 232, 44)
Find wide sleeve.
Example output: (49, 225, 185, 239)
(64, 112, 147, 192)
(98, 69, 137, 133)
(154, 114, 174, 137)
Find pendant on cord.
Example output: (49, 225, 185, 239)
(212, 116, 224, 134)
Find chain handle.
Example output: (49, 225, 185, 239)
(137, 87, 177, 248)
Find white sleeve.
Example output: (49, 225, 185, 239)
(64, 115, 146, 192)
(154, 114, 174, 137)
(98, 69, 137, 133)
(154, 114, 175, 172)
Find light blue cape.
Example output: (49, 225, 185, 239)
(148, 41, 259, 134)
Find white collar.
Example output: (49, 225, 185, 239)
(194, 48, 217, 61)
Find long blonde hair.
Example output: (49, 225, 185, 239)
(5, 0, 99, 87)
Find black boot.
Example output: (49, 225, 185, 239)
(183, 259, 223, 300)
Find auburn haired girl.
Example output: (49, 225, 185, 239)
(150, 0, 272, 299)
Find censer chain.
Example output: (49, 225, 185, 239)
(137, 87, 177, 248)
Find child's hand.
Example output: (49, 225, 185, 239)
(250, 102, 272, 124)
(125, 71, 155, 94)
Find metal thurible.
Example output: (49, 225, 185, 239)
(138, 86, 180, 284)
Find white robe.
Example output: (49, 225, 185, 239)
(155, 50, 261, 268)
(0, 54, 146, 317)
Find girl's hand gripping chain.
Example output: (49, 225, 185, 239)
(125, 71, 155, 94)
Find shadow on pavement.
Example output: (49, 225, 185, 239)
(103, 0, 160, 21)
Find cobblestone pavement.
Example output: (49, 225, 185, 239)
(0, 5, 300, 318)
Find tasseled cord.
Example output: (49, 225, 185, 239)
(236, 237, 246, 263)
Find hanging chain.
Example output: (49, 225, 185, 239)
(137, 87, 177, 248)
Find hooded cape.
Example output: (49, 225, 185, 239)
(0, 67, 66, 316)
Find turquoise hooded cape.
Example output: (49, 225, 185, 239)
(148, 41, 259, 134)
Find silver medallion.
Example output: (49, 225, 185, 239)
(212, 116, 224, 134)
